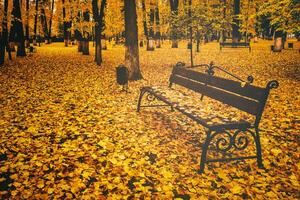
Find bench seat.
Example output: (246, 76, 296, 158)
(143, 86, 252, 131)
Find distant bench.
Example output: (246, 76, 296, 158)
(220, 42, 251, 52)
(26, 46, 37, 53)
(137, 62, 278, 173)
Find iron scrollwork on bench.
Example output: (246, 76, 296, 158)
(146, 93, 157, 102)
(137, 62, 278, 173)
(201, 128, 259, 167)
(211, 129, 251, 152)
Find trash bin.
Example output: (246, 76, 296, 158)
(116, 65, 129, 91)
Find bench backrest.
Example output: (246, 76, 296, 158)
(169, 66, 278, 126)
(220, 42, 250, 46)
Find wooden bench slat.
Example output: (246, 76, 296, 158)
(172, 67, 265, 101)
(170, 75, 259, 115)
(176, 105, 251, 130)
(143, 86, 252, 130)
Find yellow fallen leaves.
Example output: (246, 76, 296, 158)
(289, 174, 299, 187)
(271, 148, 282, 156)
(231, 185, 243, 194)
(0, 42, 299, 199)
(162, 169, 173, 179)
(37, 180, 45, 189)
(47, 187, 55, 194)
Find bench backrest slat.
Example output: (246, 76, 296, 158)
(170, 75, 259, 115)
(172, 67, 265, 101)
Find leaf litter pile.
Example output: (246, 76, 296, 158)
(0, 41, 299, 199)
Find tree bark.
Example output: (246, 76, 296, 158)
(222, 0, 226, 42)
(141, 0, 149, 48)
(82, 11, 90, 55)
(92, 0, 107, 65)
(155, 0, 161, 48)
(9, 22, 16, 52)
(75, 29, 83, 52)
(75, 11, 83, 52)
(0, 0, 10, 65)
(170, 0, 179, 48)
(25, 0, 30, 47)
(62, 0, 70, 46)
(0, 32, 5, 65)
(124, 0, 142, 80)
(101, 36, 107, 50)
(274, 30, 283, 52)
(33, 0, 38, 46)
(40, 8, 49, 43)
(147, 3, 155, 51)
(196, 30, 200, 52)
(48, 0, 55, 44)
(188, 0, 193, 67)
(232, 0, 240, 43)
(11, 0, 26, 57)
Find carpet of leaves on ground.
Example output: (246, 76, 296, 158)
(0, 41, 299, 199)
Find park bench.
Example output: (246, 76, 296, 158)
(137, 62, 278, 173)
(220, 42, 251, 52)
(287, 42, 293, 49)
(26, 46, 37, 53)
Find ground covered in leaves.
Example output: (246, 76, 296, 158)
(0, 41, 299, 199)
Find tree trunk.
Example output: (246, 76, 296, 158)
(75, 29, 83, 52)
(8, 23, 16, 52)
(75, 11, 83, 52)
(82, 11, 90, 55)
(274, 30, 283, 52)
(188, 0, 193, 67)
(101, 36, 107, 50)
(11, 0, 26, 57)
(155, 0, 161, 48)
(0, 0, 10, 65)
(78, 40, 82, 52)
(141, 0, 149, 49)
(62, 0, 69, 46)
(48, 0, 55, 44)
(25, 0, 30, 47)
(40, 8, 49, 43)
(232, 0, 240, 43)
(92, 0, 107, 65)
(147, 3, 155, 51)
(82, 39, 89, 55)
(0, 33, 5, 65)
(254, 4, 259, 41)
(282, 31, 287, 49)
(170, 0, 179, 48)
(124, 0, 142, 80)
(95, 30, 101, 62)
(196, 31, 200, 52)
(222, 0, 226, 42)
(33, 0, 38, 46)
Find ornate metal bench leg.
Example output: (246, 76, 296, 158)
(254, 128, 264, 169)
(170, 106, 174, 112)
(137, 89, 146, 112)
(198, 131, 211, 174)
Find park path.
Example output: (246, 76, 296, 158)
(0, 42, 299, 199)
